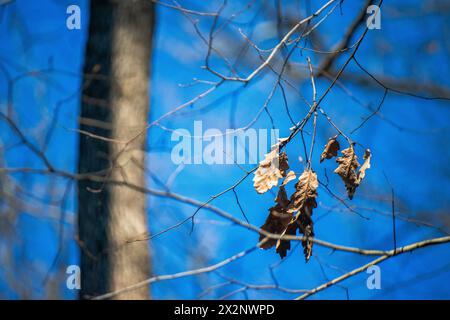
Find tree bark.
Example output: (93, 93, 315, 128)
(77, 0, 155, 299)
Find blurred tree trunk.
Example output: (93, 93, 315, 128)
(77, 0, 155, 299)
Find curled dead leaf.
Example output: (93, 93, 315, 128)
(278, 152, 289, 176)
(320, 135, 340, 163)
(263, 169, 318, 260)
(334, 147, 372, 199)
(298, 210, 314, 261)
(275, 222, 298, 258)
(253, 145, 289, 194)
(357, 149, 371, 183)
(285, 169, 318, 261)
(258, 168, 318, 261)
(334, 146, 359, 199)
(281, 170, 296, 186)
(259, 186, 292, 250)
(287, 169, 318, 214)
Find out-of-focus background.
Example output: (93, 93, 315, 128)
(0, 0, 449, 299)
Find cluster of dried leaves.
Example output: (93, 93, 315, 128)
(253, 136, 371, 261)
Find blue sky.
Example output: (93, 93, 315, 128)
(0, 0, 449, 299)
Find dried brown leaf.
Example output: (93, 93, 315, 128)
(275, 222, 297, 258)
(287, 169, 318, 261)
(278, 152, 289, 176)
(259, 186, 292, 250)
(298, 210, 314, 261)
(271, 169, 319, 260)
(320, 135, 340, 163)
(253, 146, 288, 193)
(334, 147, 359, 199)
(281, 170, 296, 186)
(334, 147, 372, 199)
(357, 149, 371, 184)
(287, 169, 318, 214)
